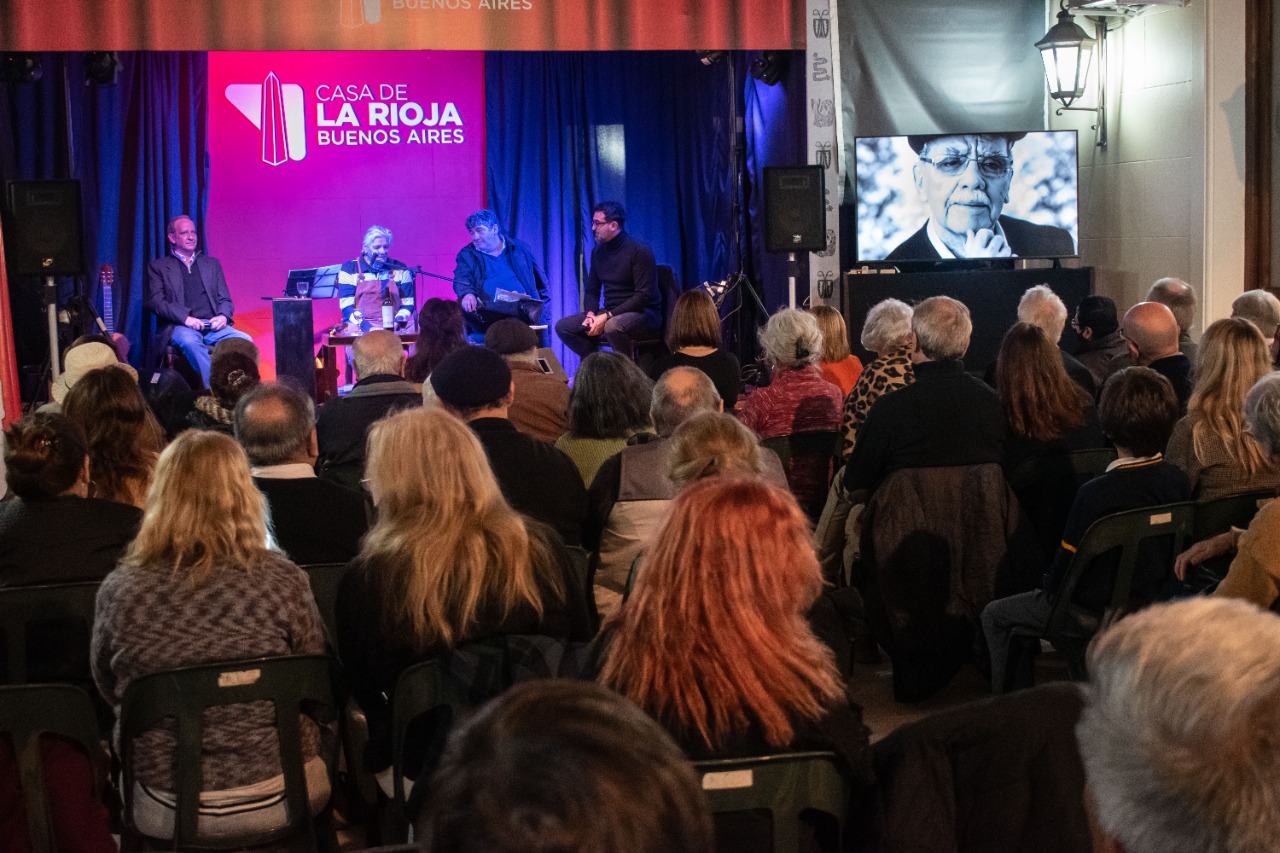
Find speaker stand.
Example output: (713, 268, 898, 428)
(787, 252, 797, 309)
(45, 276, 61, 382)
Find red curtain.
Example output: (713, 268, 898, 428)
(0, 221, 22, 427)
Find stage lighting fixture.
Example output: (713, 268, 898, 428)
(0, 53, 43, 84)
(85, 52, 122, 86)
(750, 51, 787, 86)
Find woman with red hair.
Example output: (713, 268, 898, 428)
(598, 475, 869, 767)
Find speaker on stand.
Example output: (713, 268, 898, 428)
(763, 166, 826, 309)
(5, 180, 85, 387)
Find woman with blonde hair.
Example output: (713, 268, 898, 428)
(62, 364, 164, 508)
(667, 410, 770, 489)
(336, 408, 592, 788)
(840, 298, 915, 460)
(91, 429, 327, 839)
(599, 476, 870, 771)
(1166, 317, 1280, 499)
(810, 305, 863, 397)
(648, 289, 742, 406)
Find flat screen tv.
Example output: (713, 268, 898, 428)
(854, 130, 1079, 264)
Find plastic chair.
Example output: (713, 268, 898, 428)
(0, 581, 101, 685)
(1008, 447, 1117, 566)
(762, 431, 841, 520)
(693, 751, 853, 853)
(389, 643, 509, 829)
(1003, 502, 1196, 691)
(117, 654, 339, 850)
(0, 683, 108, 853)
(1184, 489, 1274, 591)
(300, 563, 350, 645)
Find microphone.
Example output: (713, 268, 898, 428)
(383, 258, 408, 270)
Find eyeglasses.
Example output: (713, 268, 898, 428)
(919, 154, 1013, 179)
(590, 219, 612, 229)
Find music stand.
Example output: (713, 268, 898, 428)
(284, 264, 341, 299)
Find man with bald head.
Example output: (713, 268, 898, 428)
(235, 382, 368, 564)
(315, 330, 421, 489)
(1147, 277, 1198, 363)
(1231, 289, 1280, 366)
(1119, 302, 1191, 412)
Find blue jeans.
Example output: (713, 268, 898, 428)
(170, 324, 253, 388)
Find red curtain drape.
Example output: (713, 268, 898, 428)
(0, 220, 22, 427)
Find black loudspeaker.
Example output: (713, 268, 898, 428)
(763, 166, 826, 253)
(5, 180, 84, 276)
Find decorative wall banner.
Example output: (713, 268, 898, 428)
(205, 51, 485, 376)
(1, 0, 805, 51)
(806, 0, 840, 305)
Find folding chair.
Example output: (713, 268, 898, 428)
(1185, 489, 1274, 592)
(0, 581, 101, 685)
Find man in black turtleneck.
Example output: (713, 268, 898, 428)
(555, 201, 660, 357)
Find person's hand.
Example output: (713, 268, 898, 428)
(460, 294, 479, 313)
(1174, 530, 1238, 581)
(209, 314, 228, 331)
(586, 312, 609, 337)
(964, 228, 1012, 258)
(184, 315, 205, 331)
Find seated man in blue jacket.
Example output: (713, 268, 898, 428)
(981, 367, 1190, 692)
(452, 209, 550, 342)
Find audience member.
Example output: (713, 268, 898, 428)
(1230, 287, 1280, 366)
(1071, 295, 1128, 388)
(996, 322, 1103, 474)
(416, 679, 714, 853)
(647, 289, 742, 406)
(810, 305, 863, 397)
(62, 365, 164, 509)
(598, 476, 872, 780)
(1165, 318, 1280, 500)
(404, 297, 467, 384)
(41, 340, 137, 414)
(334, 408, 592, 794)
(555, 352, 654, 485)
(1104, 278, 1200, 378)
(840, 298, 915, 460)
(233, 383, 368, 566)
(586, 367, 777, 614)
(430, 346, 586, 546)
(484, 317, 569, 444)
(315, 329, 421, 490)
(982, 367, 1189, 692)
(667, 410, 777, 489)
(153, 337, 259, 440)
(91, 430, 328, 839)
(1176, 372, 1280, 609)
(1010, 285, 1095, 394)
(185, 350, 259, 434)
(1076, 597, 1280, 853)
(0, 413, 142, 585)
(844, 296, 1003, 501)
(1117, 301, 1192, 412)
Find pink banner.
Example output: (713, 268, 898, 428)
(206, 51, 485, 377)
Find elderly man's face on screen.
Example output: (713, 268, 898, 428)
(913, 134, 1014, 240)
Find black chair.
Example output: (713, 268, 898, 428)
(0, 581, 101, 686)
(627, 263, 682, 364)
(300, 562, 349, 645)
(762, 431, 841, 521)
(693, 751, 853, 853)
(1184, 489, 1274, 592)
(389, 642, 509, 831)
(117, 654, 339, 850)
(0, 683, 109, 853)
(1003, 502, 1196, 691)
(1008, 447, 1117, 561)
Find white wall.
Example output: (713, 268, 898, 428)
(1051, 0, 1245, 336)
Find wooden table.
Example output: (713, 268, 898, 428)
(318, 331, 418, 403)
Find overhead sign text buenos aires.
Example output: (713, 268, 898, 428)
(315, 82, 463, 146)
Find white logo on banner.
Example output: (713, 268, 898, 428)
(225, 73, 307, 165)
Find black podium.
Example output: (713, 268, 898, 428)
(273, 297, 316, 398)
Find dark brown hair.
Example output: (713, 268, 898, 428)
(666, 289, 722, 350)
(62, 366, 164, 505)
(4, 413, 88, 501)
(996, 323, 1092, 442)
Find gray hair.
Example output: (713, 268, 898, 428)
(233, 382, 316, 467)
(650, 367, 721, 436)
(1147, 277, 1197, 333)
(1017, 285, 1067, 343)
(362, 224, 393, 253)
(1231, 289, 1280, 338)
(1244, 372, 1280, 457)
(860, 298, 914, 353)
(911, 296, 971, 361)
(759, 308, 823, 368)
(351, 330, 405, 379)
(1077, 597, 1280, 853)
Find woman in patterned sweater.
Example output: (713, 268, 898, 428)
(840, 298, 915, 461)
(92, 429, 328, 841)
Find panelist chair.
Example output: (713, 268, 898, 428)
(625, 264, 682, 366)
(693, 751, 854, 853)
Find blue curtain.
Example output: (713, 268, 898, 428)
(0, 52, 207, 374)
(484, 51, 805, 371)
